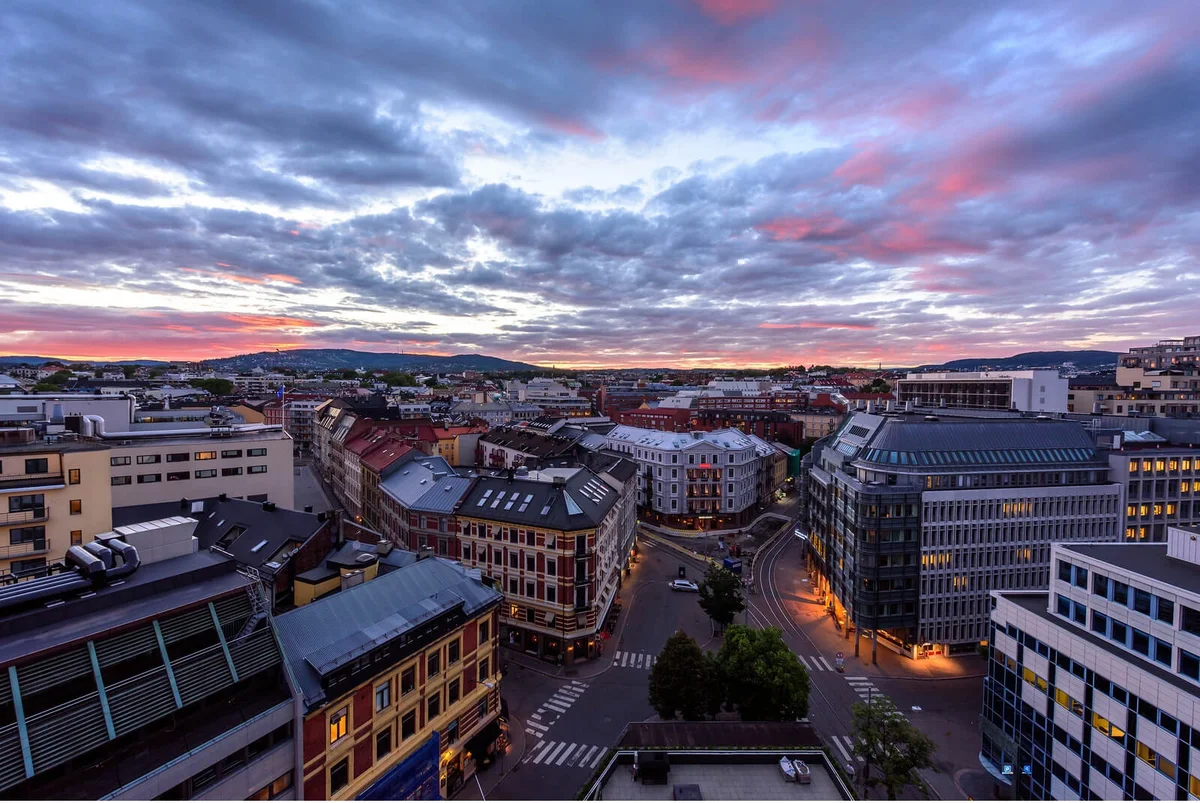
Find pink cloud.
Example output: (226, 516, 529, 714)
(833, 144, 895, 186)
(756, 214, 849, 241)
(692, 0, 777, 26)
(759, 321, 875, 331)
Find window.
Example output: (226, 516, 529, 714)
(1180, 650, 1200, 681)
(67, 499, 81, 515)
(248, 448, 268, 457)
(10, 558, 46, 578)
(1091, 611, 1108, 635)
(70, 530, 82, 545)
(428, 651, 441, 677)
(329, 758, 348, 795)
(1111, 620, 1127, 645)
(479, 656, 490, 680)
(376, 680, 391, 711)
(221, 449, 243, 459)
(1054, 688, 1084, 718)
(1074, 566, 1087, 589)
(111, 475, 131, 486)
(479, 621, 490, 644)
(428, 692, 441, 719)
(1111, 580, 1129, 606)
(24, 458, 49, 474)
(222, 467, 243, 476)
(546, 559, 556, 576)
(68, 468, 80, 485)
(525, 581, 535, 598)
(1157, 597, 1175, 625)
(1131, 628, 1150, 656)
(375, 727, 392, 760)
(1133, 589, 1152, 615)
(1092, 572, 1108, 596)
(1057, 560, 1072, 583)
(1057, 595, 1071, 617)
(328, 708, 348, 744)
(546, 584, 556, 603)
(195, 451, 216, 460)
(9, 525, 45, 545)
(448, 678, 460, 705)
(195, 469, 217, 478)
(448, 640, 460, 665)
(248, 465, 268, 474)
(1183, 605, 1200, 636)
(401, 666, 416, 695)
(166, 452, 190, 463)
(137, 473, 161, 483)
(111, 456, 131, 466)
(167, 471, 190, 481)
(137, 454, 161, 464)
(1155, 639, 1172, 666)
(401, 709, 416, 740)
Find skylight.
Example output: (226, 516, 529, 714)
(250, 539, 269, 553)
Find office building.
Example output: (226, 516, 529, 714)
(0, 426, 112, 582)
(895, 370, 1069, 413)
(981, 525, 1200, 800)
(804, 411, 1123, 657)
(274, 556, 503, 800)
(1099, 434, 1200, 542)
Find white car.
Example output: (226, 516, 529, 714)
(669, 579, 700, 592)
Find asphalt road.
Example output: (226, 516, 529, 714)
(293, 459, 333, 513)
(491, 535, 714, 800)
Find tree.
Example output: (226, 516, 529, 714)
(122, 365, 139, 379)
(648, 632, 719, 721)
(850, 696, 936, 800)
(45, 370, 72, 386)
(31, 382, 59, 392)
(381, 372, 417, 387)
(859, 378, 892, 393)
(189, 378, 234, 396)
(715, 625, 809, 721)
(424, 377, 440, 388)
(698, 565, 745, 630)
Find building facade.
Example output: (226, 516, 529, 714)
(895, 370, 1069, 413)
(981, 526, 1200, 800)
(804, 412, 1123, 657)
(1104, 442, 1200, 542)
(275, 557, 503, 801)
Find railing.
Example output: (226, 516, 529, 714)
(0, 538, 50, 559)
(0, 471, 64, 489)
(0, 507, 48, 526)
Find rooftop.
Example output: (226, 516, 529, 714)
(459, 467, 618, 530)
(606, 425, 775, 455)
(378, 455, 469, 511)
(1063, 538, 1200, 595)
(598, 761, 839, 801)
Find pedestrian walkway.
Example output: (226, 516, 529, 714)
(845, 676, 905, 720)
(828, 734, 856, 764)
(611, 650, 657, 670)
(522, 739, 607, 769)
(797, 654, 837, 672)
(524, 680, 589, 739)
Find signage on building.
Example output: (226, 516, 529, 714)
(357, 732, 441, 800)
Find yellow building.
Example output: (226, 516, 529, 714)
(0, 428, 112, 580)
(275, 557, 504, 800)
(433, 425, 487, 467)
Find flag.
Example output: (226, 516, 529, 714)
(277, 385, 285, 399)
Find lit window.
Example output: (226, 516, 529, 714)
(69, 499, 82, 515)
(329, 708, 347, 744)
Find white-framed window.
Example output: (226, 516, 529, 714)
(376, 680, 391, 711)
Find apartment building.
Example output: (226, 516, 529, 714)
(456, 464, 636, 664)
(0, 427, 112, 581)
(1120, 335, 1200, 371)
(477, 426, 584, 470)
(1067, 376, 1122, 414)
(604, 425, 779, 530)
(616, 406, 694, 432)
(793, 410, 844, 440)
(0, 540, 294, 800)
(360, 438, 418, 531)
(981, 526, 1200, 800)
(264, 394, 326, 453)
(274, 557, 503, 800)
(804, 412, 1123, 657)
(1112, 356, 1200, 416)
(693, 408, 804, 445)
(379, 455, 473, 558)
(106, 427, 295, 510)
(1104, 439, 1200, 542)
(895, 370, 1069, 413)
(432, 424, 487, 467)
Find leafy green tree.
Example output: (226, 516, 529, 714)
(381, 372, 417, 387)
(45, 370, 72, 386)
(859, 378, 892, 393)
(149, 367, 165, 378)
(122, 365, 139, 379)
(648, 632, 718, 721)
(715, 625, 809, 721)
(424, 377, 440, 388)
(188, 378, 234, 395)
(32, 382, 59, 392)
(850, 696, 936, 800)
(340, 369, 359, 380)
(698, 565, 745, 630)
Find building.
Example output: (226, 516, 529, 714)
(792, 410, 844, 440)
(273, 556, 503, 800)
(456, 462, 636, 664)
(506, 378, 593, 417)
(804, 411, 1124, 657)
(477, 426, 584, 470)
(1097, 432, 1200, 542)
(0, 393, 136, 430)
(264, 394, 326, 453)
(1112, 346, 1200, 415)
(616, 406, 694, 432)
(981, 525, 1200, 800)
(105, 426, 295, 510)
(0, 539, 294, 800)
(895, 370, 1069, 413)
(432, 424, 487, 467)
(603, 425, 779, 530)
(360, 438, 419, 531)
(0, 427, 112, 582)
(1067, 375, 1121, 414)
(379, 455, 473, 558)
(449, 400, 542, 427)
(1119, 335, 1200, 371)
(693, 408, 804, 445)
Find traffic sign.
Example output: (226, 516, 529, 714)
(836, 651, 844, 659)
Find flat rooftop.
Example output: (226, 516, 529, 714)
(600, 760, 840, 801)
(1063, 542, 1200, 594)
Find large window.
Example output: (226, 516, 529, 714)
(24, 458, 49, 474)
(111, 475, 131, 486)
(248, 448, 268, 457)
(1181, 650, 1200, 682)
(375, 728, 392, 760)
(68, 468, 80, 485)
(401, 709, 417, 740)
(449, 678, 460, 706)
(195, 451, 217, 460)
(137, 473, 161, 484)
(1133, 589, 1152, 615)
(222, 467, 243, 476)
(329, 759, 348, 796)
(428, 691, 441, 719)
(111, 456, 131, 467)
(137, 454, 161, 465)
(401, 666, 416, 695)
(1092, 572, 1108, 597)
(222, 449, 243, 459)
(9, 526, 45, 545)
(8, 494, 44, 512)
(448, 639, 460, 665)
(167, 452, 190, 463)
(195, 469, 217, 478)
(167, 471, 190, 482)
(329, 707, 348, 744)
(248, 465, 268, 474)
(1183, 605, 1200, 637)
(1157, 598, 1175, 625)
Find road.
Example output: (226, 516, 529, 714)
(491, 534, 713, 800)
(293, 459, 333, 513)
(748, 529, 991, 799)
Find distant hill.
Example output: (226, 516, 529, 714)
(912, 350, 1119, 372)
(207, 349, 542, 373)
(0, 355, 168, 366)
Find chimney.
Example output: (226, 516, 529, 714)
(904, 400, 914, 413)
(418, 545, 435, 561)
(218, 492, 228, 501)
(506, 467, 515, 483)
(886, 400, 895, 412)
(552, 476, 567, 486)
(377, 539, 394, 556)
(866, 401, 875, 414)
(262, 501, 276, 512)
(180, 497, 189, 510)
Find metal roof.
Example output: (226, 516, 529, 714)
(378, 455, 460, 508)
(458, 467, 617, 530)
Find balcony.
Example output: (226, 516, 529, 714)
(0, 538, 50, 559)
(0, 471, 64, 491)
(0, 507, 48, 526)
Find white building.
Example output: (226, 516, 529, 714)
(0, 394, 137, 431)
(982, 525, 1200, 800)
(603, 425, 778, 529)
(896, 370, 1069, 413)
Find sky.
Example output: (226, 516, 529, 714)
(1, 0, 1198, 369)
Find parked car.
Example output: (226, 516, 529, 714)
(668, 579, 700, 592)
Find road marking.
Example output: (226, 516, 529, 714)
(621, 653, 630, 667)
(797, 655, 811, 670)
(845, 675, 868, 680)
(831, 734, 852, 763)
(542, 742, 569, 766)
(581, 745, 600, 767)
(817, 656, 834, 671)
(566, 744, 589, 766)
(636, 654, 644, 669)
(557, 686, 582, 698)
(551, 693, 575, 706)
(527, 719, 548, 732)
(590, 748, 605, 768)
(554, 742, 578, 766)
(527, 740, 552, 764)
(545, 702, 567, 714)
(571, 681, 588, 689)
(530, 712, 542, 720)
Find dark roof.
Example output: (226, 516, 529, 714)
(583, 451, 638, 483)
(458, 468, 618, 530)
(618, 721, 821, 750)
(480, 426, 580, 457)
(1063, 540, 1200, 594)
(274, 558, 501, 708)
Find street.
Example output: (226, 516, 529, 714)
(293, 459, 333, 513)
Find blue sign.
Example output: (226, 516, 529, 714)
(1001, 764, 1013, 776)
(1023, 764, 1032, 776)
(359, 732, 441, 800)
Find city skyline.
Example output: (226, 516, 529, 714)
(2, 0, 1198, 368)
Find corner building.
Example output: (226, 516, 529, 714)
(804, 412, 1123, 657)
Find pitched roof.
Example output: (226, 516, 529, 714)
(361, 439, 416, 472)
(458, 467, 618, 531)
(274, 558, 501, 709)
(480, 426, 580, 457)
(379, 455, 462, 509)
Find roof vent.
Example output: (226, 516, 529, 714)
(262, 501, 276, 512)
(218, 493, 228, 501)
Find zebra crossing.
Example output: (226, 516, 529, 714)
(829, 734, 856, 764)
(522, 739, 607, 769)
(611, 650, 657, 670)
(525, 681, 588, 738)
(845, 676, 905, 719)
(796, 654, 837, 672)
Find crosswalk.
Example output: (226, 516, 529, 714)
(845, 676, 905, 720)
(796, 654, 837, 672)
(829, 734, 856, 764)
(525, 681, 588, 738)
(611, 651, 657, 670)
(522, 739, 607, 769)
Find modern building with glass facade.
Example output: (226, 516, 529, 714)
(981, 525, 1200, 800)
(804, 411, 1123, 658)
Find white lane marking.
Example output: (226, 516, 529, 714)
(845, 675, 868, 680)
(571, 681, 588, 688)
(818, 656, 834, 670)
(832, 734, 852, 763)
(545, 701, 567, 713)
(554, 742, 578, 766)
(636, 654, 645, 669)
(557, 686, 582, 698)
(541, 741, 568, 765)
(613, 651, 623, 661)
(621, 653, 630, 667)
(530, 712, 543, 720)
(650, 656, 656, 666)
(581, 745, 600, 767)
(590, 747, 605, 768)
(526, 740, 550, 764)
(797, 655, 812, 670)
(566, 744, 589, 766)
(527, 719, 548, 732)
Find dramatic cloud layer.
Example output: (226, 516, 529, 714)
(1, 0, 1197, 367)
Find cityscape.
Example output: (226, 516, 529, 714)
(2, 1, 1199, 802)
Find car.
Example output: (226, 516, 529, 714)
(669, 579, 700, 592)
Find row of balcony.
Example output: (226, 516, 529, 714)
(0, 507, 48, 526)
(0, 537, 50, 559)
(0, 471, 64, 490)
